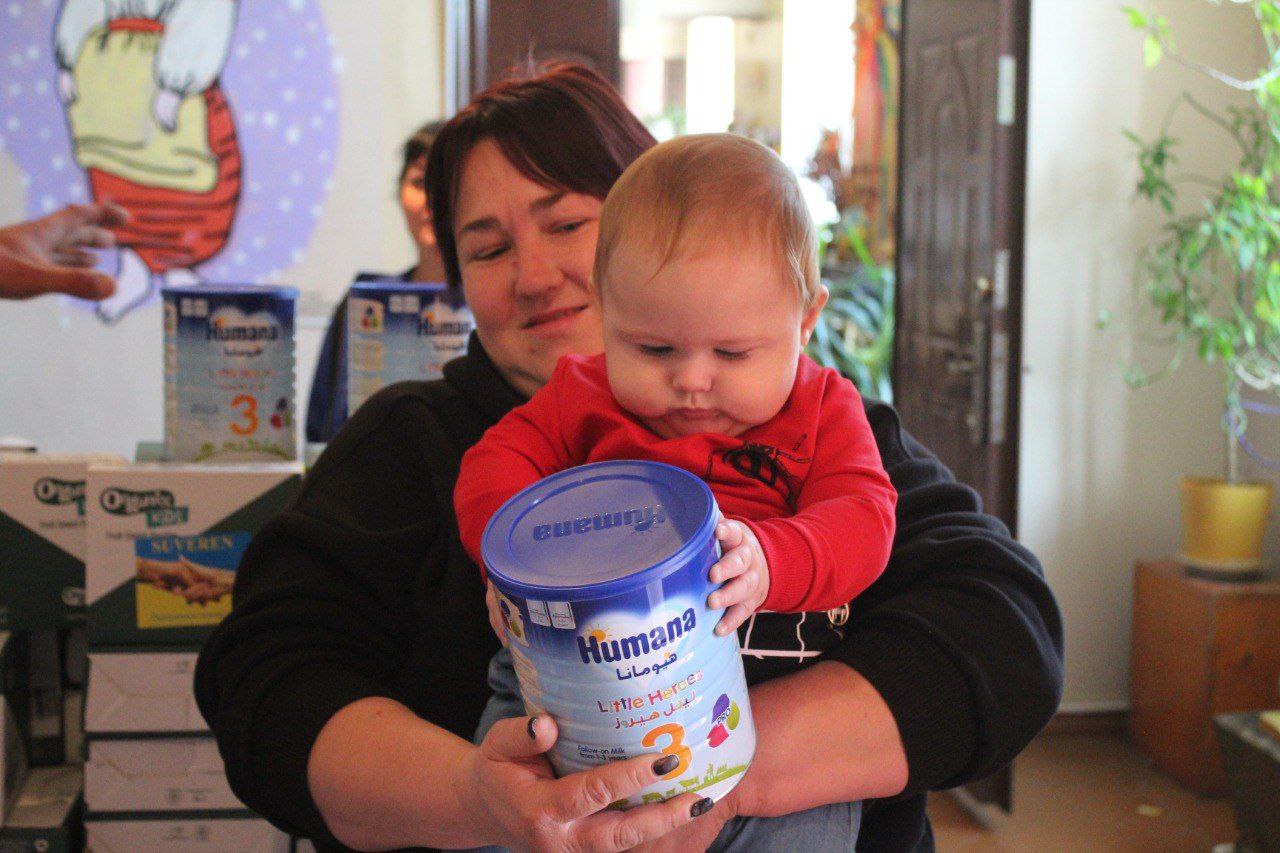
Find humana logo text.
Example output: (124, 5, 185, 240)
(577, 608, 696, 664)
(418, 317, 473, 336)
(207, 318, 279, 342)
(531, 504, 666, 541)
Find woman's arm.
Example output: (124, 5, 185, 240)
(687, 400, 1064, 823)
(308, 698, 709, 850)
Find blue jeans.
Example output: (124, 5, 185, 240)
(468, 647, 861, 852)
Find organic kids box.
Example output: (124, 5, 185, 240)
(85, 463, 303, 645)
(346, 278, 473, 414)
(482, 460, 755, 808)
(0, 454, 125, 630)
(163, 284, 298, 463)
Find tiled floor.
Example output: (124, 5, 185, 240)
(928, 731, 1238, 852)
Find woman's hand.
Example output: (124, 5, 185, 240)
(625, 781, 744, 853)
(464, 714, 714, 851)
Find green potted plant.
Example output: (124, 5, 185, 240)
(1110, 1, 1280, 572)
(807, 215, 895, 403)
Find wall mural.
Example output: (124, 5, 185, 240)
(0, 0, 340, 323)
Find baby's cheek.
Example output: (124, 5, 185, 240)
(608, 364, 664, 417)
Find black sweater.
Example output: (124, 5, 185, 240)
(194, 337, 1063, 852)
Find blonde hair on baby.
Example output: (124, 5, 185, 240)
(595, 133, 821, 309)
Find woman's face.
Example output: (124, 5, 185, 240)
(399, 156, 435, 250)
(453, 139, 605, 396)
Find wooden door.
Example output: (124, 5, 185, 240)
(895, 0, 1030, 812)
(446, 0, 620, 110)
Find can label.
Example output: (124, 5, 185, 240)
(163, 288, 297, 463)
(491, 535, 754, 807)
(347, 281, 473, 413)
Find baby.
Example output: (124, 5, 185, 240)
(456, 132, 896, 648)
(455, 133, 896, 842)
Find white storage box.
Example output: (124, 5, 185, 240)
(85, 814, 290, 852)
(85, 736, 240, 812)
(85, 650, 204, 735)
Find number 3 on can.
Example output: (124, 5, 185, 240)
(230, 394, 258, 435)
(641, 722, 690, 779)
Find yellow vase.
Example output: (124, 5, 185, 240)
(1180, 477, 1274, 573)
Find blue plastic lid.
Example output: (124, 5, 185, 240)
(161, 284, 299, 299)
(350, 279, 447, 294)
(482, 460, 717, 601)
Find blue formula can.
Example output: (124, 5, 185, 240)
(162, 285, 297, 463)
(346, 280, 473, 414)
(482, 460, 755, 808)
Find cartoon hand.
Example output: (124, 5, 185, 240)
(153, 88, 182, 132)
(177, 556, 235, 602)
(57, 70, 77, 106)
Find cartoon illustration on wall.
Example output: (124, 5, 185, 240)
(0, 1, 340, 325)
(54, 0, 241, 322)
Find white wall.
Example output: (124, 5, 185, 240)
(0, 0, 445, 458)
(1021, 0, 1266, 711)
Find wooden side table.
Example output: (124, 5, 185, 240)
(1128, 560, 1280, 795)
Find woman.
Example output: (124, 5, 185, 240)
(305, 121, 449, 443)
(196, 64, 1062, 852)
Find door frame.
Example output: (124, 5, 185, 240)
(893, 0, 1029, 534)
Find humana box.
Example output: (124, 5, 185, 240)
(0, 765, 81, 852)
(85, 736, 240, 812)
(84, 650, 204, 735)
(0, 454, 125, 630)
(85, 463, 303, 646)
(84, 813, 290, 852)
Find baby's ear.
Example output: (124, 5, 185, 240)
(800, 284, 829, 345)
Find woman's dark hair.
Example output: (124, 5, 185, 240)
(399, 119, 447, 184)
(426, 62, 657, 287)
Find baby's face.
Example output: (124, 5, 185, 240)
(601, 242, 824, 440)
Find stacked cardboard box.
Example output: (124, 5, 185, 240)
(0, 454, 124, 842)
(79, 462, 302, 850)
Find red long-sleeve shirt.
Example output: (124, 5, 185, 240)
(455, 353, 896, 612)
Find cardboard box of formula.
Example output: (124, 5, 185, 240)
(85, 463, 302, 646)
(0, 454, 125, 630)
(84, 650, 204, 735)
(84, 813, 290, 852)
(85, 736, 240, 813)
(0, 765, 81, 852)
(24, 630, 63, 767)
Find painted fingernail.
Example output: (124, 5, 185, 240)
(527, 716, 539, 739)
(653, 754, 680, 776)
(690, 797, 714, 818)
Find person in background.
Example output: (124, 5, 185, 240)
(0, 202, 127, 301)
(196, 64, 1063, 852)
(304, 120, 448, 443)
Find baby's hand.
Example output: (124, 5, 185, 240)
(485, 581, 509, 647)
(707, 519, 770, 636)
